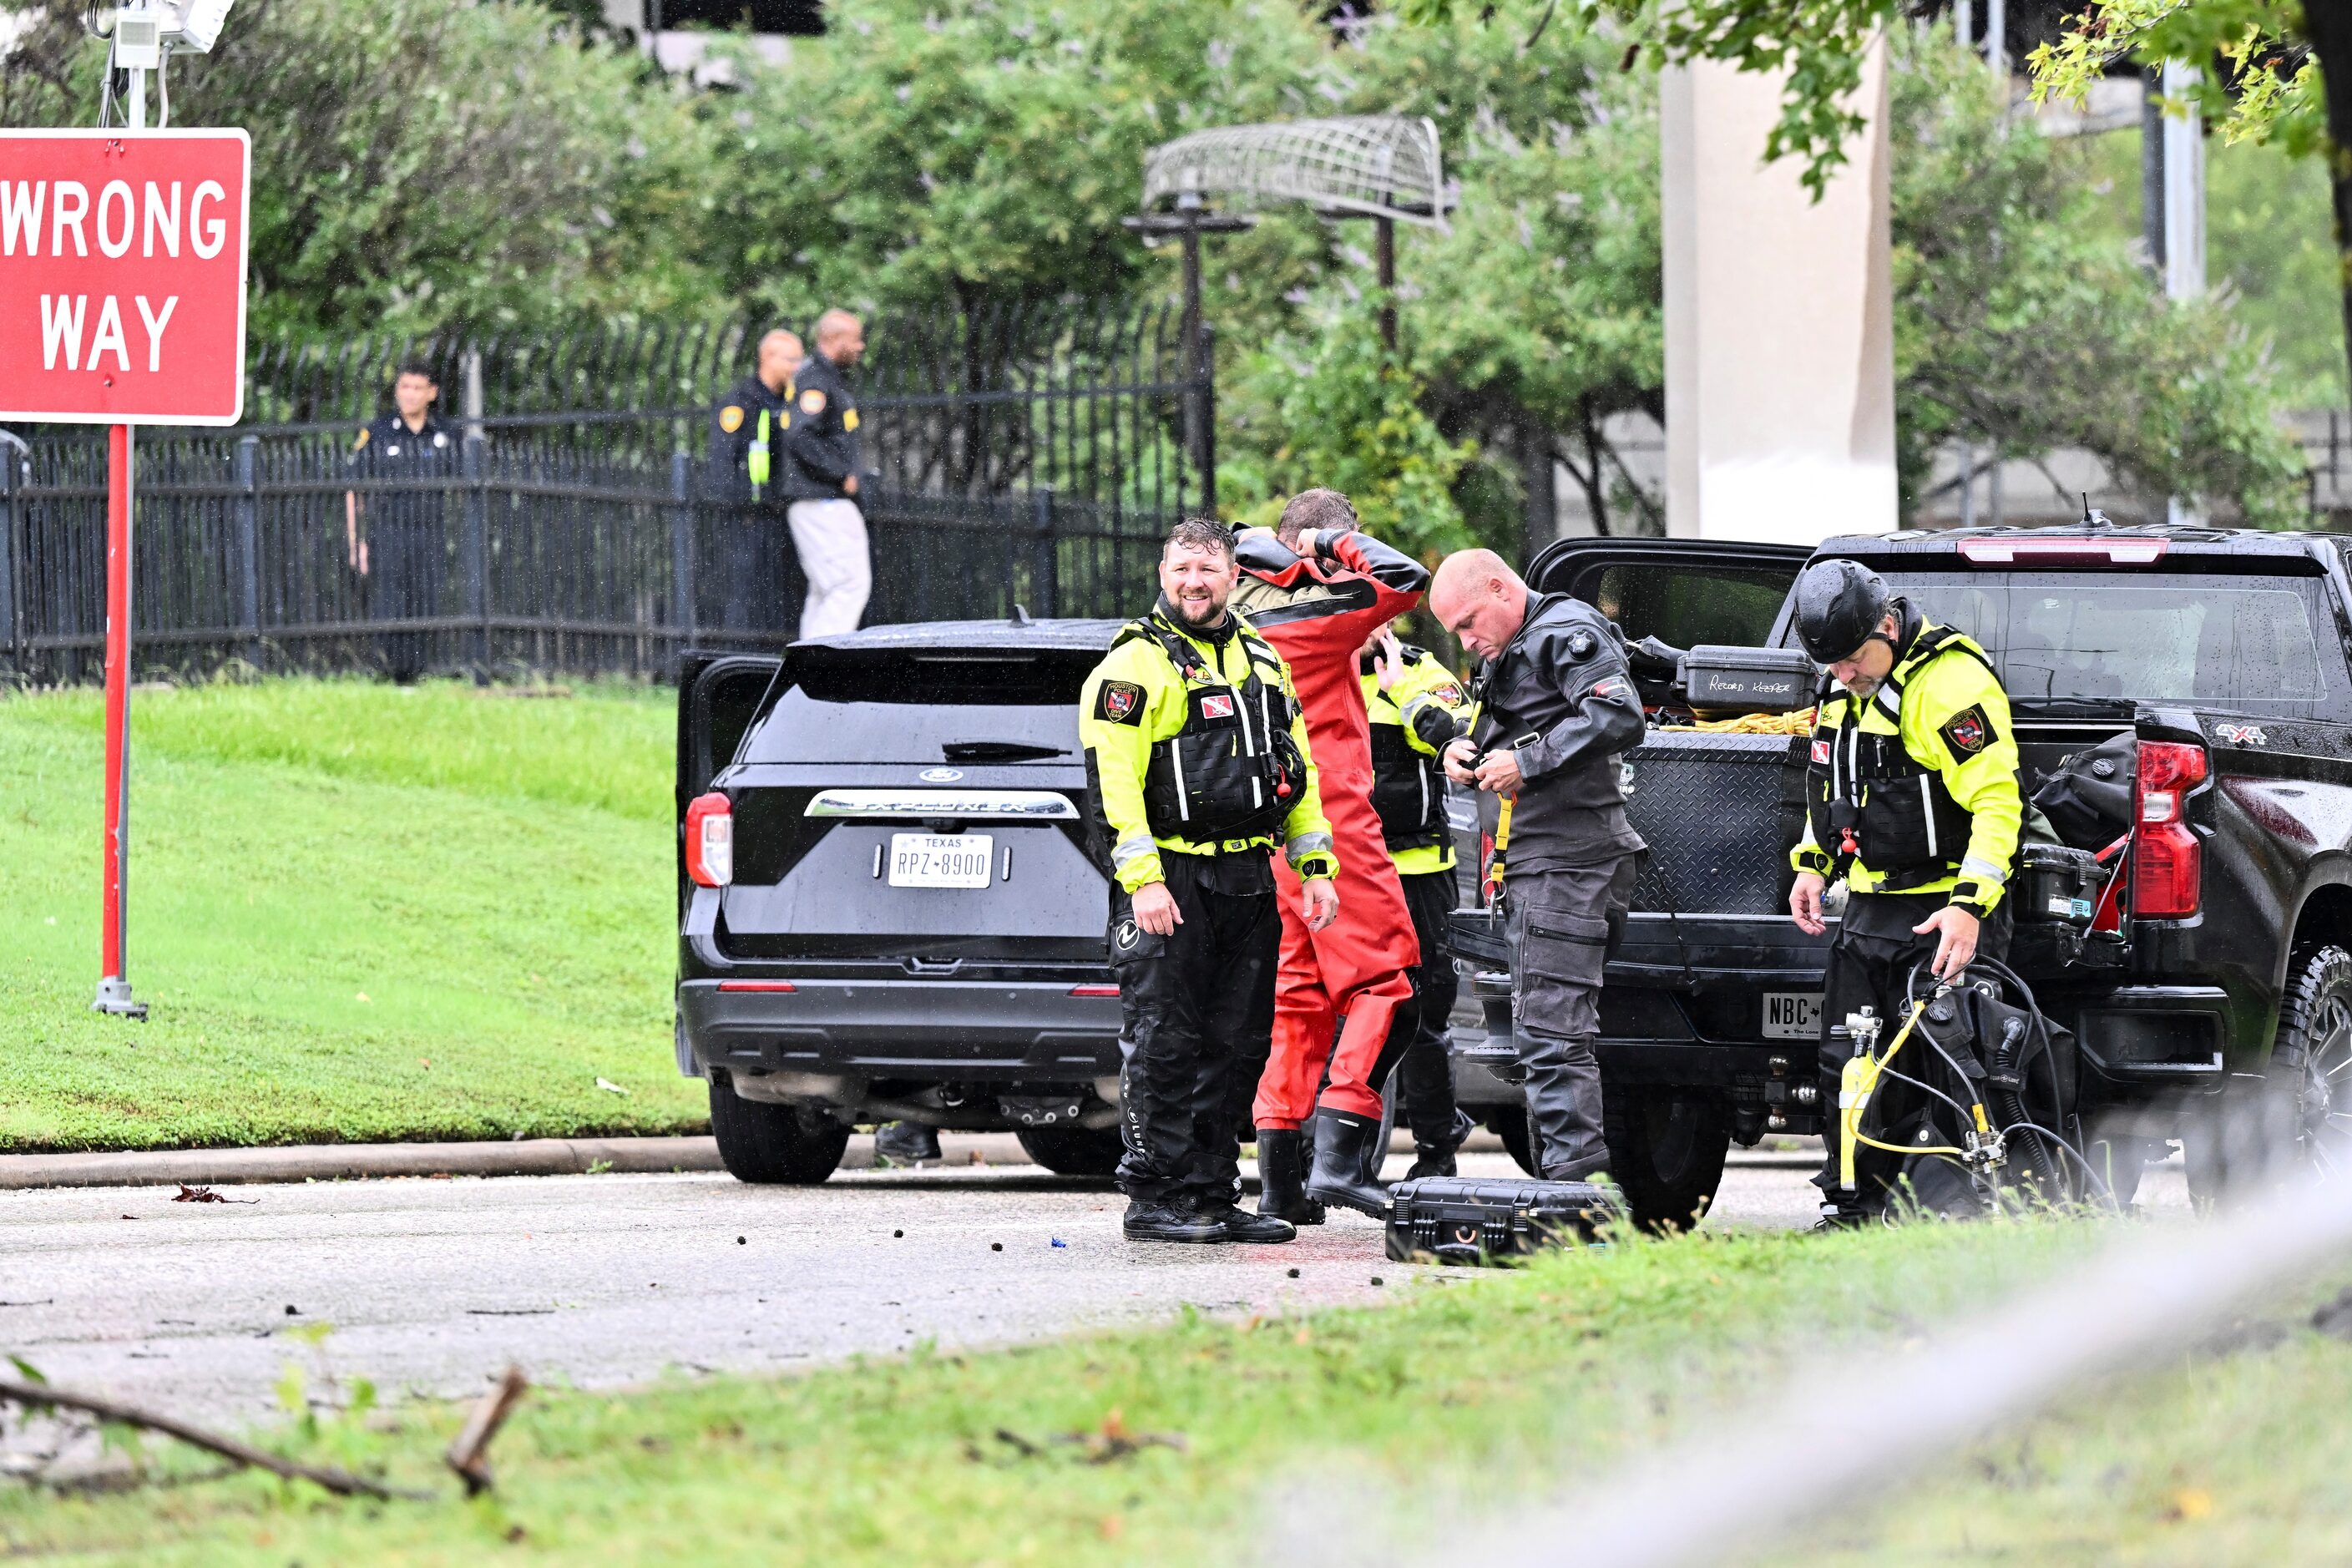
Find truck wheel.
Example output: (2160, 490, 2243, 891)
(2274, 944, 2352, 1179)
(1601, 1086, 1731, 1234)
(708, 1074, 850, 1185)
(1014, 1125, 1124, 1179)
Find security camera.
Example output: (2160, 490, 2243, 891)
(112, 0, 233, 58)
(165, 0, 232, 53)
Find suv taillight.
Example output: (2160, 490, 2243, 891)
(2132, 741, 2206, 918)
(685, 792, 734, 888)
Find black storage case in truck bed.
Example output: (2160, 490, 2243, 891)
(1447, 526, 2352, 1229)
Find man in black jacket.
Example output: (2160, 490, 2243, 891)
(1429, 549, 1646, 1183)
(781, 309, 872, 639)
(706, 328, 802, 635)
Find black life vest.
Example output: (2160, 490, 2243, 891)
(1803, 624, 1999, 892)
(1116, 614, 1307, 846)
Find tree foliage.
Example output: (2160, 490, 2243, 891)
(1220, 294, 1476, 557)
(0, 0, 721, 337)
(0, 0, 2311, 526)
(698, 2, 1328, 324)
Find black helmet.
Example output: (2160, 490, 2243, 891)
(1792, 559, 1893, 663)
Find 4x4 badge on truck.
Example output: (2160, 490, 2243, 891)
(2216, 724, 2268, 746)
(918, 767, 965, 782)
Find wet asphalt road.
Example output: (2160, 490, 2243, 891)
(0, 1145, 1809, 1425)
(0, 1146, 2179, 1429)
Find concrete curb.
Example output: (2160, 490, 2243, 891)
(0, 1136, 726, 1191)
(0, 1130, 1823, 1191)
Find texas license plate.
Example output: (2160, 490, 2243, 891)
(887, 832, 994, 889)
(1762, 991, 1823, 1040)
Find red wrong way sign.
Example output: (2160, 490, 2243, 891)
(0, 129, 250, 426)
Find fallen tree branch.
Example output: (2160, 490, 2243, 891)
(0, 1376, 396, 1499)
(444, 1366, 529, 1496)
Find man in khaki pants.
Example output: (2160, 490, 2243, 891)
(781, 309, 873, 639)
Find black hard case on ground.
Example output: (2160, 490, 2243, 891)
(1384, 1176, 1623, 1265)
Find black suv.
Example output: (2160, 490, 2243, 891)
(674, 619, 1127, 1183)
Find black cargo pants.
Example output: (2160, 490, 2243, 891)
(1506, 853, 1641, 1181)
(1814, 891, 2013, 1211)
(1108, 850, 1280, 1210)
(1368, 867, 1465, 1150)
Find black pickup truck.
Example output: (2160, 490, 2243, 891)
(1449, 524, 2352, 1227)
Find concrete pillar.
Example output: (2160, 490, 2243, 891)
(2161, 59, 2205, 529)
(1662, 41, 1898, 543)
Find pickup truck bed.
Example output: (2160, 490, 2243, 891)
(1446, 525, 2352, 1229)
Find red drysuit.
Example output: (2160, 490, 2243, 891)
(1230, 528, 1429, 1126)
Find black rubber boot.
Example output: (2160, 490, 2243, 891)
(1254, 1127, 1326, 1225)
(1305, 1109, 1390, 1216)
(1406, 1108, 1478, 1181)
(1209, 1203, 1296, 1243)
(1122, 1200, 1227, 1243)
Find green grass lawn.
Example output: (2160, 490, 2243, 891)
(0, 677, 706, 1151)
(5, 1216, 2348, 1565)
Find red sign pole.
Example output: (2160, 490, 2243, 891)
(94, 422, 144, 1016)
(0, 127, 251, 1020)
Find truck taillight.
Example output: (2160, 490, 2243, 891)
(2132, 742, 2206, 918)
(685, 792, 733, 888)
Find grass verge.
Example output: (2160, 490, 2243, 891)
(0, 677, 702, 1151)
(6, 1217, 2349, 1565)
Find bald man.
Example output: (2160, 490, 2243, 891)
(708, 328, 804, 634)
(1429, 549, 1646, 1186)
(781, 308, 873, 639)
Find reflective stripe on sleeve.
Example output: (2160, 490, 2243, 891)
(1959, 855, 2009, 886)
(1287, 832, 1333, 859)
(1112, 835, 1158, 874)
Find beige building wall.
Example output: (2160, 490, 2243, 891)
(1662, 43, 1898, 544)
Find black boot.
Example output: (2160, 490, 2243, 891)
(1305, 1109, 1390, 1217)
(1255, 1127, 1326, 1225)
(874, 1121, 941, 1166)
(1122, 1199, 1227, 1243)
(1406, 1108, 1476, 1181)
(1207, 1202, 1296, 1243)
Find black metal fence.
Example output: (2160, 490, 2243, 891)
(0, 302, 1210, 685)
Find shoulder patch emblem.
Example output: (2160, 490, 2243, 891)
(842, 407, 859, 432)
(1940, 702, 1997, 758)
(1095, 680, 1146, 725)
(1431, 682, 1464, 705)
(719, 405, 744, 433)
(799, 387, 827, 416)
(352, 427, 370, 451)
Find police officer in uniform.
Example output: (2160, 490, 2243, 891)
(1359, 623, 1479, 1179)
(780, 309, 873, 639)
(1080, 518, 1341, 1244)
(345, 362, 458, 682)
(1430, 549, 1646, 1184)
(707, 329, 802, 635)
(1786, 559, 2023, 1224)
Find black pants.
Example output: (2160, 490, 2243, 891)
(1368, 866, 1464, 1149)
(1108, 851, 1280, 1209)
(1815, 891, 2013, 1210)
(721, 512, 779, 635)
(370, 507, 444, 681)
